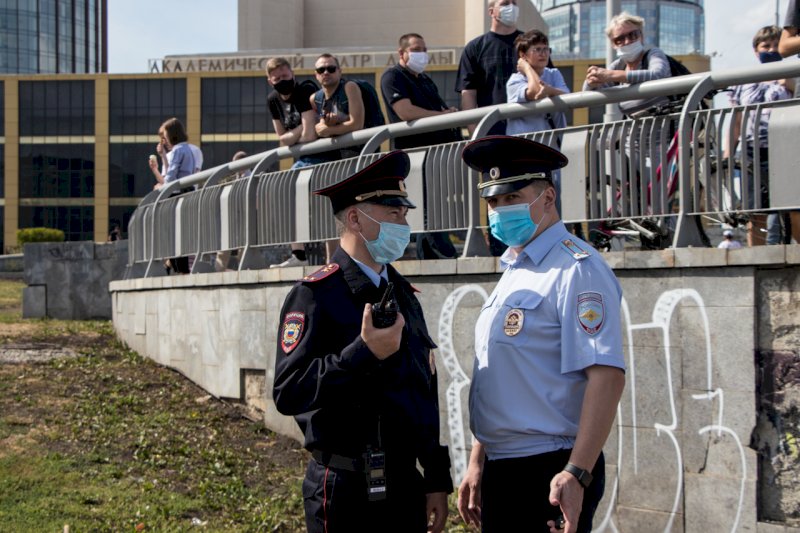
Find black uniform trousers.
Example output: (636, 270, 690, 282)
(303, 457, 427, 533)
(481, 449, 605, 533)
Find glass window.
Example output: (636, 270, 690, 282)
(109, 79, 187, 135)
(18, 144, 95, 198)
(19, 80, 94, 136)
(201, 77, 270, 135)
(19, 206, 94, 242)
(108, 206, 136, 240)
(109, 142, 162, 197)
(201, 141, 278, 172)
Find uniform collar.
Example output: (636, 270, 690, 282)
(500, 221, 568, 268)
(334, 247, 392, 296)
(352, 256, 388, 287)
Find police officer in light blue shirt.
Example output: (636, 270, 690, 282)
(456, 136, 626, 533)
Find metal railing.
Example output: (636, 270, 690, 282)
(126, 61, 800, 277)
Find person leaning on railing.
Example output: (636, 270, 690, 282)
(582, 12, 672, 118)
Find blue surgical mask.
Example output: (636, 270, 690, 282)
(488, 191, 546, 247)
(359, 209, 411, 264)
(758, 51, 782, 64)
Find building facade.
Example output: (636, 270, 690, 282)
(0, 0, 107, 74)
(236, 0, 546, 51)
(536, 0, 704, 59)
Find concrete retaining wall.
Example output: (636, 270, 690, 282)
(110, 246, 800, 532)
(23, 241, 128, 320)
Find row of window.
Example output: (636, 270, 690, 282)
(15, 71, 466, 137)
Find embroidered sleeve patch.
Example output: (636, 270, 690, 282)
(281, 311, 306, 354)
(577, 292, 604, 335)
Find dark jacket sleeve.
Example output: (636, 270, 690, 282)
(273, 282, 380, 416)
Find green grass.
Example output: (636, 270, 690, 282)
(0, 279, 24, 323)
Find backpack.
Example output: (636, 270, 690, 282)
(640, 50, 692, 88)
(315, 78, 386, 129)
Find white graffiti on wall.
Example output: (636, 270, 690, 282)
(437, 286, 746, 532)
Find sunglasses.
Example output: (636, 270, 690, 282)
(528, 46, 551, 55)
(611, 29, 641, 46)
(315, 65, 338, 74)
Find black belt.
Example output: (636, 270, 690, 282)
(312, 449, 367, 473)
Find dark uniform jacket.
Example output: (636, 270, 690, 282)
(273, 247, 453, 494)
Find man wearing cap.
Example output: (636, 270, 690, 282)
(273, 151, 452, 533)
(717, 229, 743, 249)
(456, 136, 626, 533)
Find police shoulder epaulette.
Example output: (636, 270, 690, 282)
(302, 263, 340, 282)
(559, 238, 591, 261)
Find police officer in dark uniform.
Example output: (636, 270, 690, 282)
(273, 150, 452, 533)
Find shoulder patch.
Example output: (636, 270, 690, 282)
(302, 263, 340, 282)
(577, 292, 604, 335)
(560, 239, 591, 261)
(281, 311, 306, 354)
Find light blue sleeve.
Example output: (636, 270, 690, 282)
(507, 72, 530, 103)
(545, 68, 570, 94)
(558, 257, 625, 374)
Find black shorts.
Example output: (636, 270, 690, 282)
(481, 449, 606, 533)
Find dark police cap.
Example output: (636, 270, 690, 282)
(314, 150, 416, 213)
(462, 135, 568, 198)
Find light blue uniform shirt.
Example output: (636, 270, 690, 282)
(470, 222, 625, 460)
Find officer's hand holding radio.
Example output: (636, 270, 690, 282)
(361, 285, 404, 360)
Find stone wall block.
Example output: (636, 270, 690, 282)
(615, 504, 684, 533)
(678, 305, 755, 393)
(617, 427, 685, 513)
(684, 467, 757, 532)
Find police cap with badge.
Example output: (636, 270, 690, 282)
(461, 135, 568, 198)
(314, 150, 416, 213)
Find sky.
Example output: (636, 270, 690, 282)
(107, 0, 789, 75)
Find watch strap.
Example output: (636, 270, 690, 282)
(563, 462, 593, 488)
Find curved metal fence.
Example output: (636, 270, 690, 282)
(126, 61, 800, 277)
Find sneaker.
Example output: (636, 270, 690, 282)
(270, 255, 309, 268)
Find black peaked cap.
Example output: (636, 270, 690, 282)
(462, 135, 569, 198)
(314, 150, 416, 213)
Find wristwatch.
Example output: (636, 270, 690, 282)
(563, 463, 593, 488)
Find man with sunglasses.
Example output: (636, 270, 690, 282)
(582, 12, 671, 118)
(310, 54, 366, 156)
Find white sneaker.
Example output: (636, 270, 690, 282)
(270, 255, 309, 268)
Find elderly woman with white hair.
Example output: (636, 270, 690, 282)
(582, 12, 672, 117)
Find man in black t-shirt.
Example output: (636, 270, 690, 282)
(455, 0, 523, 137)
(266, 57, 322, 169)
(380, 33, 460, 259)
(381, 33, 461, 150)
(266, 57, 323, 268)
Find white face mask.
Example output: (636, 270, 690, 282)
(496, 3, 519, 26)
(616, 40, 644, 63)
(405, 51, 430, 74)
